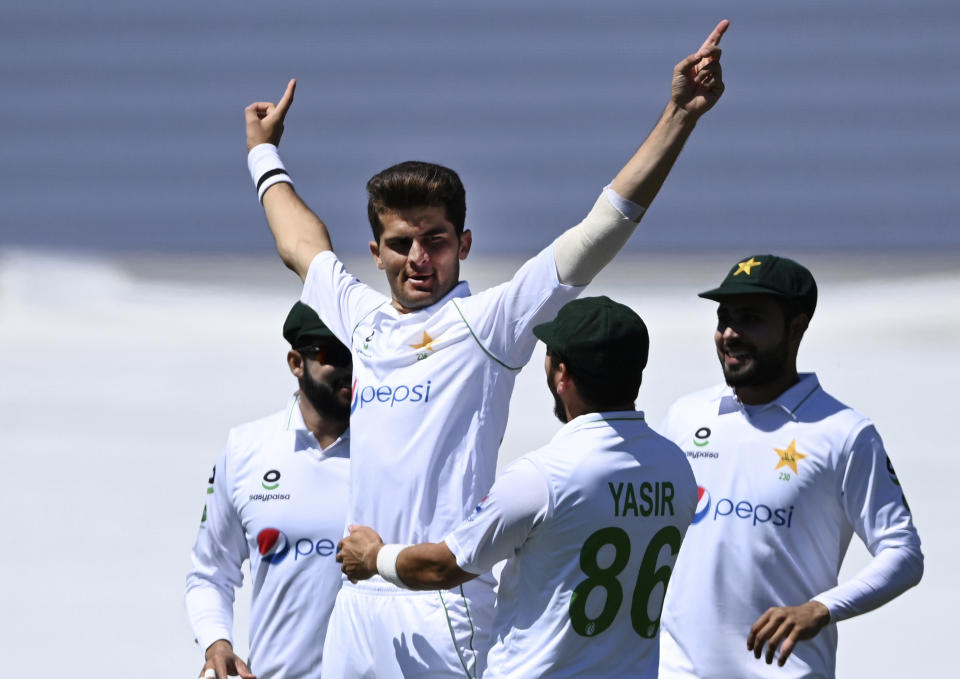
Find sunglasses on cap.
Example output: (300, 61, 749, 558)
(296, 343, 352, 367)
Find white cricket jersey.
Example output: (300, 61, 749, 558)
(184, 396, 350, 679)
(658, 374, 922, 679)
(301, 243, 580, 547)
(444, 411, 698, 679)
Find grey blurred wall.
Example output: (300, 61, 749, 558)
(2, 0, 957, 255)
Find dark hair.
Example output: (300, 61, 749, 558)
(547, 347, 641, 410)
(366, 161, 466, 242)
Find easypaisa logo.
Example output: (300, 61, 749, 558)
(686, 427, 719, 460)
(249, 469, 291, 502)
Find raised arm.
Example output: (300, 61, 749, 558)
(554, 20, 729, 286)
(245, 79, 333, 280)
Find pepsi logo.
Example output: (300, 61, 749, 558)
(692, 486, 711, 524)
(257, 528, 290, 564)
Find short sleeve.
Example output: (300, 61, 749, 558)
(301, 251, 388, 347)
(444, 458, 551, 575)
(458, 245, 582, 368)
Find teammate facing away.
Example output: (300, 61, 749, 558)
(244, 19, 728, 678)
(657, 255, 924, 679)
(184, 303, 352, 679)
(338, 296, 698, 679)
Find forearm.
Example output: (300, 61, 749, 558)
(610, 101, 698, 208)
(813, 545, 924, 623)
(247, 143, 333, 280)
(387, 542, 476, 591)
(261, 182, 333, 280)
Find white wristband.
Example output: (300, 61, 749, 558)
(376, 544, 410, 589)
(248, 143, 293, 203)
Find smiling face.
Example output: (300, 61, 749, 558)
(714, 295, 806, 402)
(369, 206, 472, 313)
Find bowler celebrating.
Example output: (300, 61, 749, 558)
(245, 20, 728, 678)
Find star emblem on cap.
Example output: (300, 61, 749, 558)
(734, 257, 762, 276)
(773, 439, 808, 474)
(411, 331, 436, 351)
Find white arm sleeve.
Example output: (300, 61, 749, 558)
(813, 426, 923, 622)
(552, 188, 644, 286)
(444, 459, 551, 575)
(184, 443, 249, 652)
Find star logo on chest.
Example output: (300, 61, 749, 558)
(773, 439, 808, 474)
(411, 331, 437, 351)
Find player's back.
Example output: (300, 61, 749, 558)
(485, 411, 697, 679)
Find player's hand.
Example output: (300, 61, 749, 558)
(671, 20, 728, 119)
(337, 524, 384, 583)
(200, 639, 256, 679)
(746, 600, 831, 667)
(244, 79, 296, 151)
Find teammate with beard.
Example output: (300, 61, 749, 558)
(657, 255, 923, 679)
(337, 296, 697, 679)
(185, 302, 351, 679)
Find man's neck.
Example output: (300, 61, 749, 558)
(298, 395, 348, 449)
(734, 371, 800, 406)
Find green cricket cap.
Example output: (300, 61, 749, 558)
(282, 302, 337, 347)
(533, 296, 649, 379)
(698, 254, 818, 318)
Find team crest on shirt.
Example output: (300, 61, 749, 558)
(411, 331, 439, 361)
(773, 439, 808, 479)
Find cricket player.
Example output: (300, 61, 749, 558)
(184, 303, 351, 679)
(338, 296, 698, 679)
(244, 20, 728, 678)
(658, 255, 924, 679)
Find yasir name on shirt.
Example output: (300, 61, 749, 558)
(609, 481, 675, 518)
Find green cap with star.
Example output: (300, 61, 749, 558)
(533, 296, 649, 380)
(698, 254, 818, 318)
(282, 302, 337, 348)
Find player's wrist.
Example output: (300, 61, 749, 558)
(247, 143, 293, 203)
(376, 543, 410, 589)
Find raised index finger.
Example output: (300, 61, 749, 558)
(699, 19, 730, 52)
(275, 78, 297, 117)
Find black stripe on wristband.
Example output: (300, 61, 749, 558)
(256, 168, 289, 192)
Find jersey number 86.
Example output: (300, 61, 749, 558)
(569, 525, 682, 638)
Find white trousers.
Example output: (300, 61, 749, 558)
(321, 576, 495, 679)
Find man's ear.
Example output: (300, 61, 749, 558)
(458, 229, 472, 261)
(369, 240, 384, 270)
(554, 361, 573, 393)
(287, 350, 305, 378)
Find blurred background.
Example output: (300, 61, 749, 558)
(1, 0, 956, 676)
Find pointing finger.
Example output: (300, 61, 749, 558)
(699, 19, 730, 51)
(275, 78, 297, 118)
